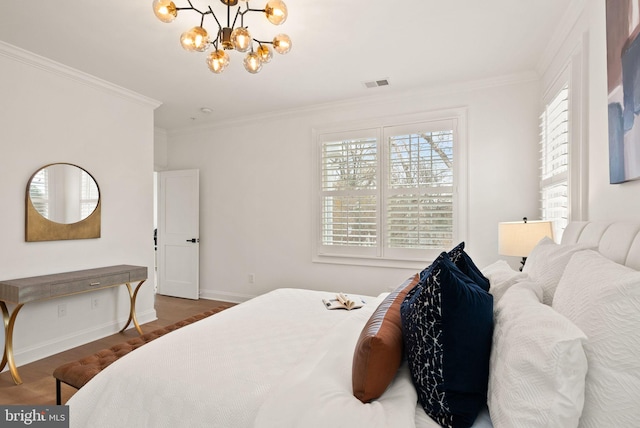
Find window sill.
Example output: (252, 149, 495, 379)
(312, 254, 432, 270)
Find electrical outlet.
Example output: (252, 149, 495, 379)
(91, 297, 99, 309)
(248, 273, 255, 284)
(58, 303, 67, 318)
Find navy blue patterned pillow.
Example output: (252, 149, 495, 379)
(420, 243, 490, 292)
(448, 243, 490, 292)
(401, 252, 493, 428)
(447, 241, 466, 261)
(419, 243, 465, 281)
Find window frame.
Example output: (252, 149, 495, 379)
(540, 78, 570, 237)
(312, 108, 468, 268)
(539, 39, 588, 242)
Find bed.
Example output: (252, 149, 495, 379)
(67, 221, 640, 428)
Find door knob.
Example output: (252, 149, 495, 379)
(186, 238, 200, 243)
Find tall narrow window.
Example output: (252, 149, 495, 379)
(540, 83, 569, 237)
(315, 111, 465, 265)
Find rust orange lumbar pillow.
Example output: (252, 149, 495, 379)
(352, 273, 420, 403)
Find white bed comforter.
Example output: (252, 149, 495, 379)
(68, 289, 419, 428)
(68, 288, 493, 428)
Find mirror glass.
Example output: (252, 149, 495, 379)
(28, 164, 100, 224)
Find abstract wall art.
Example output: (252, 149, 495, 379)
(606, 0, 640, 183)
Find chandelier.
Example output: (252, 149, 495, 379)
(152, 0, 291, 74)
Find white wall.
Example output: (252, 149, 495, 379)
(0, 43, 159, 367)
(165, 76, 542, 301)
(154, 127, 169, 171)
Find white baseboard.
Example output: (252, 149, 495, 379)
(6, 308, 157, 370)
(199, 289, 256, 304)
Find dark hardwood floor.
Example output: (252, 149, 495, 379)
(0, 295, 234, 405)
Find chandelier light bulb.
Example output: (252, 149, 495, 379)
(180, 27, 210, 52)
(257, 44, 273, 63)
(265, 0, 288, 25)
(206, 49, 230, 73)
(152, 0, 178, 23)
(273, 34, 292, 54)
(243, 52, 263, 74)
(231, 27, 252, 52)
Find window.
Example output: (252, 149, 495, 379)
(314, 110, 467, 266)
(385, 124, 455, 255)
(540, 83, 569, 236)
(539, 41, 588, 243)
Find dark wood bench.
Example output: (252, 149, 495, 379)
(53, 305, 233, 404)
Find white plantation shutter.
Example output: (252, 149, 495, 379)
(385, 125, 454, 254)
(540, 84, 569, 235)
(316, 115, 461, 263)
(321, 137, 378, 249)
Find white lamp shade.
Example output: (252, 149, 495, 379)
(498, 220, 554, 257)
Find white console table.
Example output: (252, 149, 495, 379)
(0, 265, 148, 384)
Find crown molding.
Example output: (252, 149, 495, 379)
(0, 41, 161, 109)
(536, 0, 587, 76)
(167, 70, 540, 137)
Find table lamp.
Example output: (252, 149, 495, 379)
(498, 217, 554, 270)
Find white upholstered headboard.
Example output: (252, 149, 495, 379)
(561, 221, 640, 270)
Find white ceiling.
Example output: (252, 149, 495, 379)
(0, 0, 572, 131)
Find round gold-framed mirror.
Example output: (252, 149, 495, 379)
(25, 163, 101, 242)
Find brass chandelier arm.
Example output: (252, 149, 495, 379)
(209, 6, 223, 30)
(175, 0, 244, 29)
(231, 4, 242, 28)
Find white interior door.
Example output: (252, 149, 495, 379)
(157, 169, 200, 299)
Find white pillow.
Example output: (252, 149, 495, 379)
(488, 280, 587, 428)
(522, 237, 594, 305)
(481, 260, 528, 303)
(553, 249, 640, 428)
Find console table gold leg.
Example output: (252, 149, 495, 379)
(119, 280, 145, 335)
(1, 302, 24, 384)
(0, 302, 8, 372)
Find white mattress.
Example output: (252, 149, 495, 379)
(68, 288, 493, 428)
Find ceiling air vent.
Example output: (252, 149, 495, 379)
(363, 79, 390, 89)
